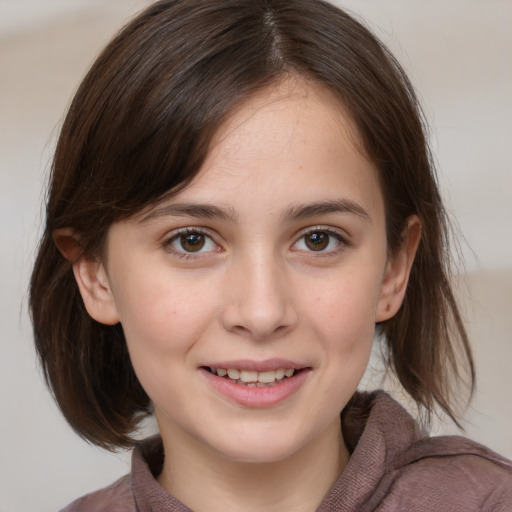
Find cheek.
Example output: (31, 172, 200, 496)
(298, 273, 379, 424)
(302, 263, 383, 383)
(306, 265, 384, 333)
(112, 269, 219, 362)
(112, 272, 221, 411)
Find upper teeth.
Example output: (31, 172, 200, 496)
(213, 368, 295, 383)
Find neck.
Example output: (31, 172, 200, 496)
(157, 418, 349, 512)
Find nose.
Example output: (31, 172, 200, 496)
(220, 251, 298, 341)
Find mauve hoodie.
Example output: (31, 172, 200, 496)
(61, 391, 512, 511)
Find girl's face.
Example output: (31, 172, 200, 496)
(77, 78, 416, 465)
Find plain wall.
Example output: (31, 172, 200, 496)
(0, 1, 510, 511)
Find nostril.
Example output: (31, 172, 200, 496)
(220, 298, 298, 341)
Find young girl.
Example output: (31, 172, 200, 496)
(30, 0, 512, 510)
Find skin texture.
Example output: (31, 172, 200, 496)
(66, 78, 420, 512)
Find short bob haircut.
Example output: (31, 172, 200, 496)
(30, 0, 474, 450)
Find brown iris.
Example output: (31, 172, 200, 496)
(180, 232, 205, 252)
(305, 231, 329, 251)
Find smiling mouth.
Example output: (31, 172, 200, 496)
(203, 367, 302, 387)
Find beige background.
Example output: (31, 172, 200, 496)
(0, 1, 510, 511)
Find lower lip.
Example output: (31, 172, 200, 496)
(200, 368, 311, 408)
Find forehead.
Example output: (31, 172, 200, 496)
(168, 79, 382, 214)
(209, 77, 362, 166)
(134, 77, 384, 227)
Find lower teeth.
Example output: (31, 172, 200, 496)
(233, 378, 282, 387)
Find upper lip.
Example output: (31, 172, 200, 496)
(200, 358, 308, 372)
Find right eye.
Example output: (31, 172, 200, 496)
(165, 229, 219, 256)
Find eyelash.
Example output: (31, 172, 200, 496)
(162, 225, 350, 260)
(163, 227, 220, 260)
(292, 226, 349, 256)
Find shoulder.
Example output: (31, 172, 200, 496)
(340, 392, 512, 510)
(59, 474, 135, 512)
(384, 435, 512, 511)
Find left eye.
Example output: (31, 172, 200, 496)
(293, 230, 342, 252)
(168, 230, 217, 254)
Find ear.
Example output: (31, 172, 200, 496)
(376, 216, 421, 322)
(53, 228, 120, 325)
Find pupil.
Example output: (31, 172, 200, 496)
(181, 233, 205, 252)
(306, 232, 329, 251)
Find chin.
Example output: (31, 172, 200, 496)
(205, 424, 319, 465)
(216, 440, 302, 465)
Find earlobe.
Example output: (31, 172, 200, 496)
(53, 228, 120, 326)
(376, 216, 421, 322)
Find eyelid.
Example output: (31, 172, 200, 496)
(295, 224, 351, 241)
(163, 226, 212, 242)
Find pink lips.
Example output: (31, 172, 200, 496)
(199, 359, 311, 408)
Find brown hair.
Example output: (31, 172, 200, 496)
(30, 0, 474, 449)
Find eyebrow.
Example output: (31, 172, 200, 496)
(139, 202, 239, 223)
(282, 199, 371, 222)
(139, 198, 370, 224)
